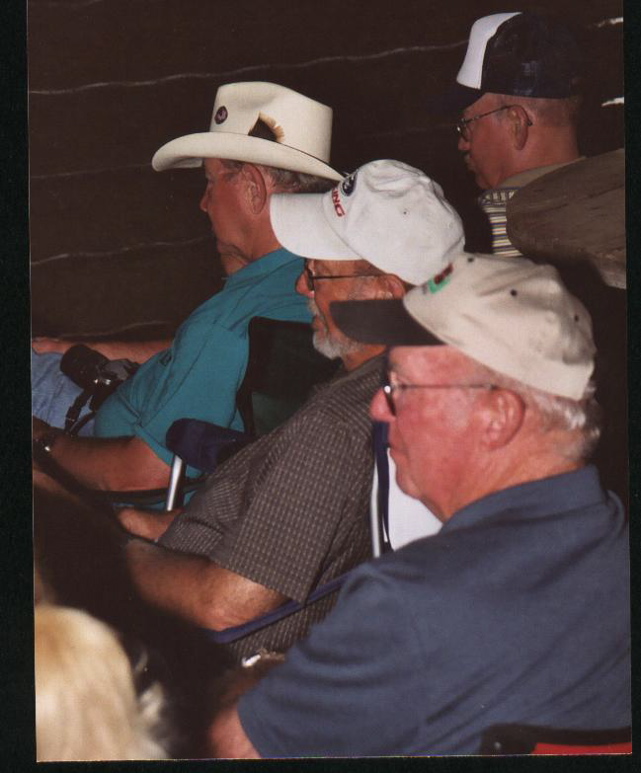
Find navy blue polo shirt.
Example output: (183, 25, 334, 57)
(239, 466, 630, 756)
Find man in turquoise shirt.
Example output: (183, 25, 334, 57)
(94, 249, 310, 468)
(32, 82, 341, 492)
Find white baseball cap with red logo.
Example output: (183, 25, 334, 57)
(270, 159, 465, 286)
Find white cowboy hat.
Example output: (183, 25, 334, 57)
(152, 81, 342, 181)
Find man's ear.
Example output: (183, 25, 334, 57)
(508, 105, 531, 151)
(376, 274, 408, 300)
(241, 164, 269, 215)
(481, 388, 526, 449)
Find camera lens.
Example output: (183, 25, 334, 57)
(60, 345, 111, 390)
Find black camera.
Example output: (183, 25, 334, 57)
(60, 344, 139, 431)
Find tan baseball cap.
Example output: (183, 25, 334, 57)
(332, 252, 596, 399)
(152, 81, 342, 181)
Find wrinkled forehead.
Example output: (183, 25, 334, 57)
(203, 156, 237, 176)
(203, 157, 222, 171)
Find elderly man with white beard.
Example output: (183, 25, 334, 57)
(117, 159, 465, 662)
(209, 253, 630, 757)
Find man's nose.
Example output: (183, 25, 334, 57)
(370, 388, 392, 422)
(199, 187, 210, 213)
(457, 134, 470, 152)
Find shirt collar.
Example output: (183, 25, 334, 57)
(224, 247, 302, 288)
(442, 465, 605, 535)
(497, 158, 585, 189)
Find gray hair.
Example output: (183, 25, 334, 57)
(219, 158, 334, 193)
(494, 93, 582, 128)
(475, 363, 602, 462)
(262, 164, 336, 192)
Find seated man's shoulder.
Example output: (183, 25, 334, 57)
(294, 359, 384, 425)
(174, 303, 246, 339)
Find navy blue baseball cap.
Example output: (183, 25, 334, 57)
(434, 12, 583, 114)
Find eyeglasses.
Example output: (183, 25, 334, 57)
(302, 266, 381, 292)
(382, 372, 497, 415)
(456, 105, 533, 141)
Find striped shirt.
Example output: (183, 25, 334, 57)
(478, 187, 523, 257)
(479, 160, 582, 258)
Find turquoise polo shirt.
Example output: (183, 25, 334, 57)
(94, 248, 311, 469)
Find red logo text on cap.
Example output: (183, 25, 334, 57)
(424, 263, 453, 294)
(331, 187, 346, 217)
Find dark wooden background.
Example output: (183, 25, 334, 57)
(29, 0, 624, 337)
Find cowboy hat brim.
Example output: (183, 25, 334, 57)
(152, 132, 343, 180)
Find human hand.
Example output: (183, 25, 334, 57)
(213, 650, 286, 708)
(32, 337, 74, 355)
(116, 507, 180, 541)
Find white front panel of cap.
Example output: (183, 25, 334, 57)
(209, 82, 333, 161)
(456, 12, 521, 89)
(319, 160, 464, 285)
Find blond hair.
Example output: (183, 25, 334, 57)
(35, 605, 168, 761)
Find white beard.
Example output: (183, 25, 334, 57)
(308, 299, 361, 362)
(312, 330, 361, 361)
